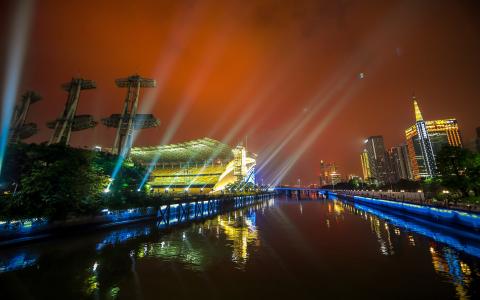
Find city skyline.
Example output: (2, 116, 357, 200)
(1, 0, 480, 184)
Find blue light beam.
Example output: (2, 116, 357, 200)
(0, 1, 34, 176)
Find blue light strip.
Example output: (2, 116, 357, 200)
(332, 192, 480, 231)
(352, 202, 480, 258)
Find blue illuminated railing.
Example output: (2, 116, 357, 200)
(331, 192, 480, 231)
(0, 194, 272, 247)
(0, 195, 272, 273)
(352, 202, 480, 258)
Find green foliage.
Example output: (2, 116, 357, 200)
(435, 146, 480, 198)
(2, 144, 108, 220)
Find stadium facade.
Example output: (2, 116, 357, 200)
(130, 138, 256, 194)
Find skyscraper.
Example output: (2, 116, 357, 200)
(387, 144, 413, 182)
(319, 160, 338, 186)
(405, 98, 462, 179)
(360, 149, 371, 181)
(364, 136, 388, 184)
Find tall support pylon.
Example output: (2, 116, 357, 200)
(9, 91, 42, 143)
(47, 78, 96, 145)
(102, 75, 157, 156)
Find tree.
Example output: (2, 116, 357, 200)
(435, 146, 471, 197)
(4, 144, 108, 220)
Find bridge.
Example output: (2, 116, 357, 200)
(274, 186, 328, 199)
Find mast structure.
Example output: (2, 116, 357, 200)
(102, 75, 159, 156)
(47, 78, 97, 145)
(9, 90, 41, 143)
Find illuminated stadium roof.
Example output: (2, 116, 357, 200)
(130, 137, 234, 163)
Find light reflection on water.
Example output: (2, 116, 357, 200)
(0, 196, 479, 299)
(134, 200, 269, 272)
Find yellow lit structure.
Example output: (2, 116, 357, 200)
(130, 138, 256, 193)
(319, 160, 339, 186)
(405, 99, 462, 179)
(360, 149, 371, 180)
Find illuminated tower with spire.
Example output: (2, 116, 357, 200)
(405, 97, 462, 179)
(413, 99, 436, 177)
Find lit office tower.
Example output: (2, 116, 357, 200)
(387, 144, 413, 182)
(360, 149, 371, 181)
(405, 98, 462, 179)
(319, 160, 337, 186)
(364, 136, 387, 184)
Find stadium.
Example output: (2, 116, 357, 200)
(130, 138, 256, 194)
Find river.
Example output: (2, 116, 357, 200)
(1, 195, 479, 299)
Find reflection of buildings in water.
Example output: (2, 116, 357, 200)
(368, 214, 395, 256)
(350, 201, 479, 299)
(0, 251, 38, 273)
(429, 245, 474, 300)
(218, 211, 259, 268)
(137, 238, 205, 271)
(133, 200, 271, 271)
(325, 201, 346, 227)
(332, 201, 344, 215)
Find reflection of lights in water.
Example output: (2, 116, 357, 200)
(352, 202, 480, 259)
(132, 200, 270, 271)
(140, 241, 204, 271)
(351, 200, 479, 299)
(368, 214, 394, 256)
(218, 212, 259, 268)
(96, 227, 151, 251)
(0, 252, 38, 273)
(326, 219, 330, 228)
(92, 262, 98, 272)
(408, 235, 416, 247)
(110, 287, 120, 299)
(333, 201, 344, 215)
(430, 246, 474, 300)
(85, 274, 99, 295)
(85, 261, 100, 296)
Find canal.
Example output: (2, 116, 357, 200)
(1, 195, 479, 299)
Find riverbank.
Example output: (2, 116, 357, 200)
(329, 191, 480, 232)
(0, 193, 273, 247)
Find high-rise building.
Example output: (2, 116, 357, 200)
(387, 144, 413, 182)
(319, 160, 338, 186)
(405, 98, 462, 179)
(364, 136, 388, 184)
(400, 143, 414, 179)
(360, 149, 371, 181)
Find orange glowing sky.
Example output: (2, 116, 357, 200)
(1, 0, 480, 184)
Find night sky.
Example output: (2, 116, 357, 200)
(1, 0, 479, 185)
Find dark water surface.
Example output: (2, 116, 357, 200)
(1, 196, 479, 300)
